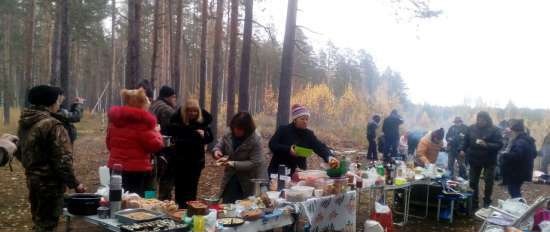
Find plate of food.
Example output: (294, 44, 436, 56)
(217, 217, 245, 227)
(115, 208, 165, 224)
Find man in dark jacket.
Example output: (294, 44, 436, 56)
(446, 117, 469, 179)
(16, 85, 86, 232)
(382, 110, 403, 160)
(462, 111, 503, 208)
(366, 115, 381, 161)
(500, 119, 537, 198)
(149, 86, 177, 200)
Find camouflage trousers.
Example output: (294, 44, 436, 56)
(26, 175, 65, 232)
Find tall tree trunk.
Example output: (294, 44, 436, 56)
(199, 0, 208, 107)
(164, 0, 173, 88)
(23, 0, 35, 106)
(210, 0, 224, 142)
(3, 13, 13, 125)
(172, 0, 183, 95)
(238, 0, 253, 112)
(276, 0, 298, 127)
(126, 0, 142, 89)
(226, 0, 238, 124)
(59, 0, 70, 108)
(110, 0, 117, 107)
(50, 0, 61, 85)
(150, 0, 160, 91)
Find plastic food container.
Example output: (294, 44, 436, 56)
(331, 177, 348, 194)
(290, 186, 315, 198)
(285, 189, 305, 202)
(266, 191, 280, 201)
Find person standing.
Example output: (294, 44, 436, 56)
(540, 132, 550, 174)
(106, 88, 164, 196)
(52, 95, 84, 144)
(462, 111, 503, 208)
(415, 128, 445, 167)
(366, 115, 381, 161)
(149, 86, 177, 200)
(164, 99, 213, 208)
(268, 104, 339, 175)
(500, 119, 537, 198)
(382, 110, 403, 161)
(446, 117, 469, 179)
(15, 85, 86, 232)
(213, 112, 265, 203)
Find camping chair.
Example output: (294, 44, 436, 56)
(477, 196, 550, 232)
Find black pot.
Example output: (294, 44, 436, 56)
(66, 193, 102, 216)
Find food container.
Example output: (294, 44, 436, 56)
(290, 186, 315, 198)
(218, 217, 245, 227)
(66, 193, 102, 216)
(186, 201, 209, 217)
(115, 208, 165, 224)
(266, 191, 280, 201)
(119, 219, 188, 232)
(314, 189, 324, 197)
(294, 146, 314, 157)
(331, 177, 348, 194)
(284, 189, 305, 202)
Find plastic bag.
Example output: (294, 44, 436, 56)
(540, 220, 550, 232)
(375, 202, 390, 214)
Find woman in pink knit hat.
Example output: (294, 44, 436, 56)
(268, 104, 339, 175)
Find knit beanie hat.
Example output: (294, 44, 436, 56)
(28, 85, 63, 107)
(159, 86, 176, 99)
(291, 104, 310, 121)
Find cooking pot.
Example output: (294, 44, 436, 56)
(66, 193, 102, 216)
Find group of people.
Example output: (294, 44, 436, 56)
(6, 83, 550, 231)
(105, 85, 340, 209)
(366, 110, 539, 209)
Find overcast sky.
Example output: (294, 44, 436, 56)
(255, 0, 550, 109)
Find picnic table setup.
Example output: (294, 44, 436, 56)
(61, 151, 518, 232)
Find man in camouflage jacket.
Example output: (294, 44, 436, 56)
(15, 85, 86, 232)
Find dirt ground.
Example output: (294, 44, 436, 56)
(1, 133, 549, 232)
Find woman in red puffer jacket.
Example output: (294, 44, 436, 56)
(106, 88, 164, 196)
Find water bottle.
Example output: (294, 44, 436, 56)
(109, 164, 123, 215)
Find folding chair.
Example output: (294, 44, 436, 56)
(477, 196, 550, 232)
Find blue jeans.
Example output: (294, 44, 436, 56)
(507, 182, 523, 199)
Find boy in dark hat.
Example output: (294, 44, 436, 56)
(15, 85, 86, 232)
(446, 116, 469, 179)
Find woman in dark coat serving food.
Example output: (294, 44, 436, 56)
(268, 104, 339, 175)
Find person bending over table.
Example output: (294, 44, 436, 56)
(268, 104, 339, 175)
(415, 128, 445, 167)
